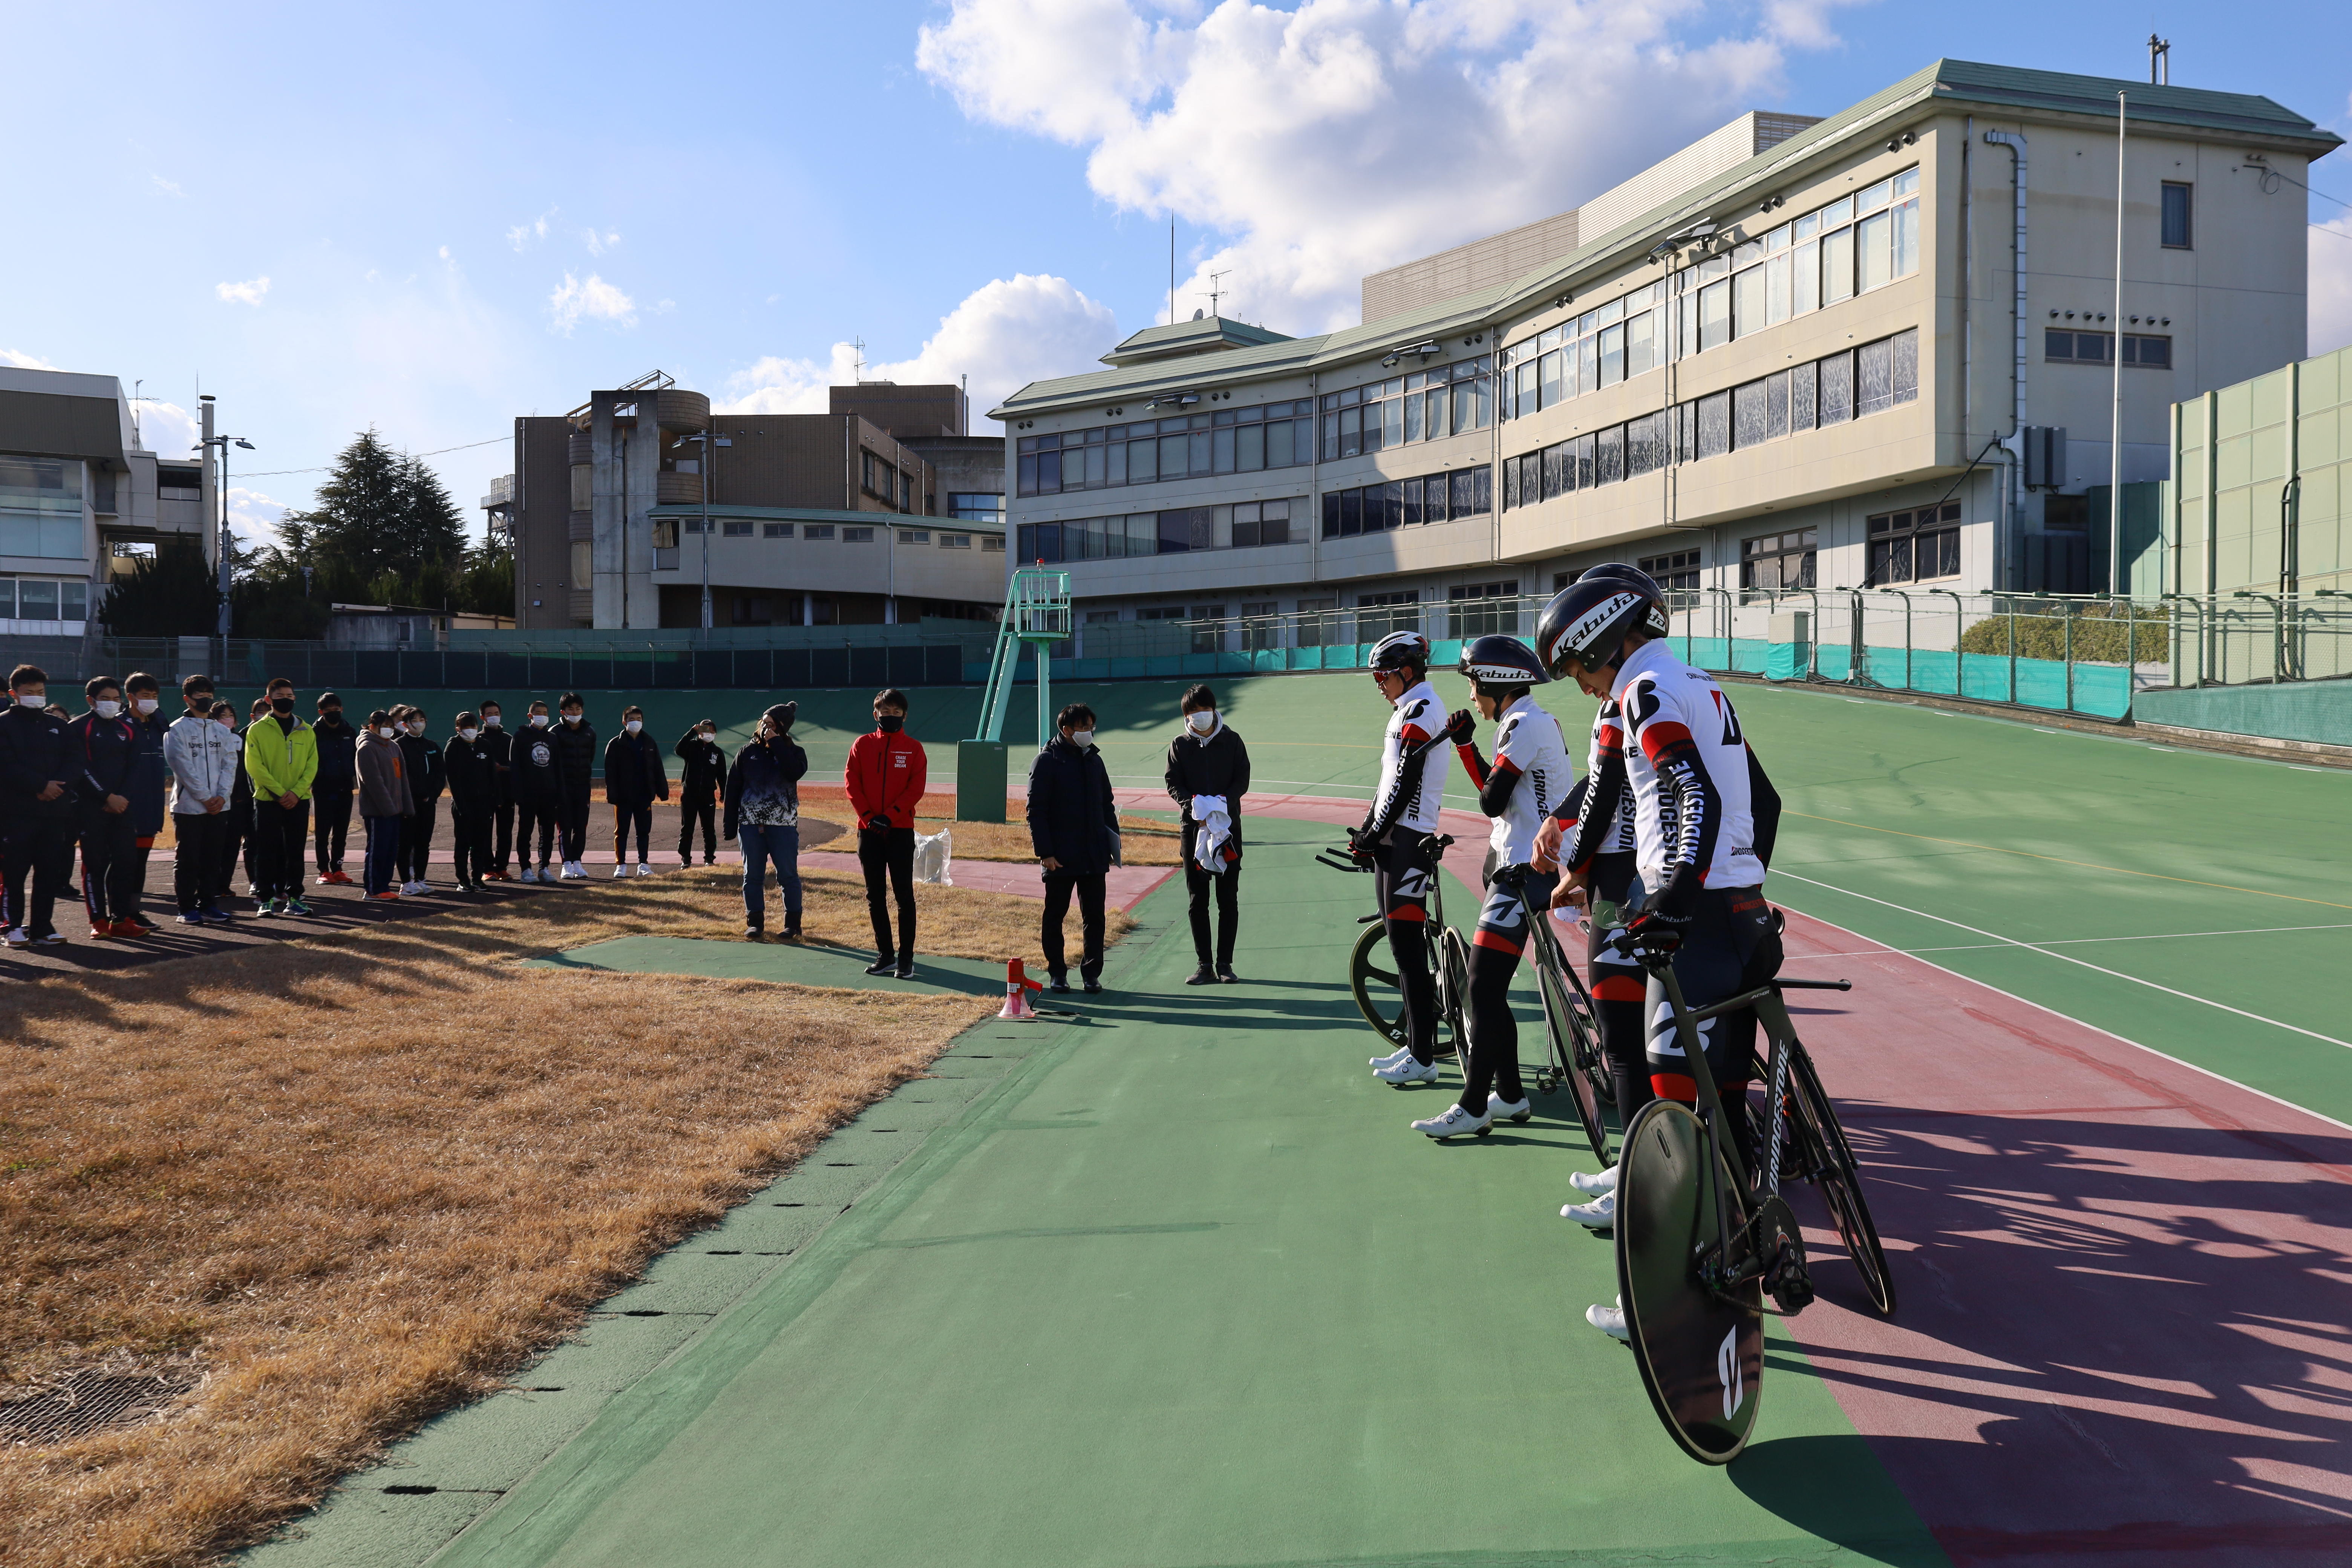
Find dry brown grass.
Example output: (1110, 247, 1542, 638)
(793, 784, 1183, 865)
(0, 865, 1130, 1568)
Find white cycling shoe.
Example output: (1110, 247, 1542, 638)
(1410, 1102, 1493, 1139)
(1370, 1043, 1413, 1070)
(1566, 1164, 1619, 1196)
(1560, 1188, 1617, 1228)
(1587, 1295, 1630, 1341)
(1487, 1094, 1533, 1124)
(1374, 1055, 1439, 1086)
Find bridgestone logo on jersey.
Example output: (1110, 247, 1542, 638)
(1551, 591, 1643, 663)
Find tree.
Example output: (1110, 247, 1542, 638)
(262, 429, 501, 623)
(100, 535, 220, 637)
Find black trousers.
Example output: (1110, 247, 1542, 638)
(858, 825, 917, 960)
(678, 793, 718, 862)
(1583, 853, 1650, 1130)
(1181, 821, 1241, 969)
(612, 803, 652, 862)
(1042, 870, 1107, 983)
(451, 805, 493, 884)
(515, 799, 557, 868)
(2, 819, 75, 937)
(314, 788, 353, 873)
(173, 811, 230, 912)
(492, 799, 514, 872)
(77, 808, 139, 924)
(251, 797, 310, 901)
(1374, 830, 1439, 1066)
(398, 799, 440, 880)
(558, 792, 591, 862)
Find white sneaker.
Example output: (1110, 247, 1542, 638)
(1586, 1296, 1630, 1341)
(1410, 1102, 1493, 1139)
(1567, 1164, 1619, 1196)
(562, 862, 584, 880)
(1487, 1094, 1533, 1124)
(1370, 1043, 1413, 1070)
(412, 879, 431, 894)
(1374, 1055, 1439, 1086)
(4, 927, 28, 948)
(611, 863, 629, 879)
(633, 861, 653, 876)
(1561, 1189, 1617, 1228)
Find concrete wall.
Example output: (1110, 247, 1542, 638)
(2136, 678, 2352, 747)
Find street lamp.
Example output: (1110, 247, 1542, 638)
(197, 428, 254, 651)
(674, 429, 733, 638)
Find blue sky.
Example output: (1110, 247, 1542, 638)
(5, 1, 2346, 549)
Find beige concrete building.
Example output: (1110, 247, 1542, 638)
(994, 59, 2339, 644)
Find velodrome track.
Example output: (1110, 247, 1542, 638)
(242, 673, 2352, 1567)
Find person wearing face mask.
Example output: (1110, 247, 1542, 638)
(224, 697, 268, 905)
(243, 677, 318, 917)
(67, 676, 145, 938)
(114, 672, 170, 934)
(674, 718, 728, 867)
(443, 710, 495, 892)
(724, 703, 807, 940)
(164, 675, 237, 925)
(548, 693, 598, 880)
(393, 705, 446, 895)
(1026, 703, 1121, 994)
(510, 700, 561, 882)
(845, 688, 925, 977)
(475, 699, 515, 880)
(354, 709, 414, 900)
(310, 692, 359, 885)
(1, 663, 81, 948)
(602, 704, 669, 878)
(1162, 683, 1252, 985)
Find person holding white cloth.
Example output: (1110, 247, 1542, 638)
(1163, 683, 1251, 985)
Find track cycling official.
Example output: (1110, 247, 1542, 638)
(1407, 634, 1571, 1139)
(1358, 632, 1449, 1086)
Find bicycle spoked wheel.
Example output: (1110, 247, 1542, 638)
(1615, 1099, 1763, 1465)
(1535, 951, 1609, 1162)
(1785, 1046, 1896, 1316)
(1348, 923, 1461, 1057)
(1439, 928, 1470, 1058)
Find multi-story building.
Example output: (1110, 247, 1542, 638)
(995, 60, 2339, 646)
(0, 366, 212, 638)
(498, 374, 1005, 631)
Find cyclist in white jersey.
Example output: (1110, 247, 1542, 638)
(1409, 635, 1570, 1138)
(1358, 631, 1448, 1085)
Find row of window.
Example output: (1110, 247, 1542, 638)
(859, 450, 921, 513)
(1319, 358, 1493, 459)
(1321, 466, 1493, 538)
(2046, 330, 2172, 367)
(1016, 403, 1317, 496)
(2, 454, 86, 561)
(1864, 502, 1962, 585)
(1502, 329, 1920, 510)
(1015, 499, 1299, 564)
(664, 520, 1000, 549)
(946, 492, 1005, 522)
(1503, 286, 1660, 417)
(0, 577, 92, 621)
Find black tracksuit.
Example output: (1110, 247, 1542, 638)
(1164, 722, 1251, 971)
(674, 728, 727, 864)
(510, 723, 562, 869)
(311, 712, 359, 874)
(0, 703, 79, 939)
(395, 730, 446, 881)
(69, 711, 142, 925)
(1026, 737, 1121, 985)
(477, 722, 516, 871)
(444, 732, 496, 884)
(603, 729, 669, 864)
(549, 717, 598, 862)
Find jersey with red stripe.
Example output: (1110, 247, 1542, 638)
(1370, 680, 1443, 839)
(1582, 699, 1635, 854)
(1613, 639, 1762, 892)
(1481, 694, 1570, 865)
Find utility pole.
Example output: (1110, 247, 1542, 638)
(196, 397, 252, 666)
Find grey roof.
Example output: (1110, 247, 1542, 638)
(1099, 316, 1295, 366)
(992, 58, 2341, 420)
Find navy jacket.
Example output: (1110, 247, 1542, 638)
(1026, 738, 1120, 876)
(550, 717, 598, 793)
(511, 724, 562, 803)
(128, 711, 170, 835)
(674, 727, 728, 799)
(397, 731, 446, 804)
(0, 703, 78, 825)
(444, 733, 496, 809)
(70, 711, 140, 812)
(312, 713, 360, 792)
(722, 735, 806, 841)
(603, 730, 671, 809)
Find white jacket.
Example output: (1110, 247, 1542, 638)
(165, 712, 240, 815)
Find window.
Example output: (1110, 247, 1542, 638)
(682, 518, 710, 533)
(1158, 508, 1212, 553)
(720, 519, 753, 537)
(803, 524, 836, 541)
(1357, 589, 1419, 640)
(2161, 182, 2192, 249)
(763, 522, 792, 538)
(948, 492, 1004, 522)
(899, 529, 929, 544)
(570, 541, 591, 585)
(1136, 605, 1186, 620)
(939, 533, 972, 548)
(1297, 596, 1340, 647)
(1637, 550, 1701, 592)
(1190, 606, 1227, 655)
(1241, 602, 1281, 651)
(1321, 467, 1484, 537)
(1020, 404, 1311, 497)
(652, 520, 680, 548)
(1866, 503, 1962, 584)
(1447, 580, 1520, 639)
(5, 578, 89, 623)
(841, 526, 874, 542)
(982, 535, 1005, 551)
(0, 454, 85, 559)
(2047, 330, 2170, 368)
(1230, 499, 1292, 548)
(1740, 528, 1816, 594)
(1086, 609, 1123, 626)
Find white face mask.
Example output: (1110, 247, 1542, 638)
(1070, 729, 1095, 749)
(625, 719, 642, 734)
(529, 714, 548, 727)
(563, 712, 582, 724)
(95, 699, 121, 718)
(377, 726, 396, 740)
(484, 714, 502, 729)
(217, 718, 236, 733)
(14, 692, 43, 707)
(1186, 710, 1216, 733)
(699, 730, 715, 743)
(134, 697, 159, 715)
(459, 727, 479, 742)
(407, 720, 426, 735)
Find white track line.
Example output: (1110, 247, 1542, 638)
(1800, 922, 2352, 960)
(1772, 871, 2352, 1053)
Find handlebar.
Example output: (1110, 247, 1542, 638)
(1773, 977, 1852, 992)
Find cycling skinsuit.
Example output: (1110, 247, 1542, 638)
(1453, 694, 1571, 1113)
(1554, 696, 1648, 1117)
(1366, 679, 1444, 1064)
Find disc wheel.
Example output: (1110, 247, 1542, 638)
(1615, 1099, 1763, 1466)
(1348, 922, 1462, 1057)
(1438, 927, 1470, 1061)
(1535, 948, 1609, 1163)
(1785, 1047, 1896, 1316)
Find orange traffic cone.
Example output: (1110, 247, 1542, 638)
(998, 957, 1045, 1020)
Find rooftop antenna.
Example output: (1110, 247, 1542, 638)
(853, 336, 868, 384)
(2147, 34, 2169, 85)
(1198, 268, 1231, 319)
(1169, 217, 1176, 325)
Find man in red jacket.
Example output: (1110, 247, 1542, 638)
(845, 687, 925, 978)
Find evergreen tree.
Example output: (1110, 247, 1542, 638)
(99, 535, 220, 637)
(280, 429, 408, 584)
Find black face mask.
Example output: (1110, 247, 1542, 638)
(322, 709, 341, 724)
(271, 697, 294, 715)
(876, 715, 903, 734)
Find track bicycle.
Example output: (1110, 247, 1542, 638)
(1605, 926, 1896, 1465)
(1489, 867, 1614, 1163)
(1316, 833, 1469, 1063)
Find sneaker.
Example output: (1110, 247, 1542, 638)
(1082, 979, 1102, 994)
(126, 916, 160, 935)
(745, 925, 764, 940)
(326, 870, 355, 885)
(315, 872, 334, 885)
(369, 890, 401, 902)
(257, 899, 282, 919)
(518, 866, 538, 884)
(1185, 965, 1217, 985)
(864, 959, 897, 976)
(483, 869, 510, 882)
(200, 904, 233, 923)
(1410, 1102, 1494, 1139)
(1561, 1189, 1617, 1228)
(1587, 1297, 1630, 1342)
(782, 916, 802, 941)
(611, 863, 629, 879)
(1488, 1094, 1534, 1124)
(1217, 964, 1240, 983)
(1374, 1055, 1439, 1086)
(89, 922, 118, 939)
(633, 862, 653, 877)
(283, 897, 312, 917)
(896, 963, 916, 980)
(34, 931, 67, 946)
(177, 911, 205, 925)
(564, 862, 586, 880)
(1566, 1165, 1619, 1196)
(3, 927, 28, 948)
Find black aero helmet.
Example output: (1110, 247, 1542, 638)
(1368, 629, 1432, 675)
(1458, 634, 1550, 688)
(1576, 562, 1673, 638)
(1536, 577, 1657, 679)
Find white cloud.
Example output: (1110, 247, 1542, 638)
(583, 228, 622, 256)
(548, 271, 637, 333)
(216, 276, 271, 306)
(230, 486, 287, 542)
(151, 173, 185, 198)
(918, 0, 1850, 332)
(717, 273, 1117, 418)
(2313, 214, 2352, 358)
(135, 400, 202, 458)
(2, 347, 61, 371)
(507, 209, 556, 250)
(439, 245, 451, 260)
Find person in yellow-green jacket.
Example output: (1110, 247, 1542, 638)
(243, 676, 320, 917)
